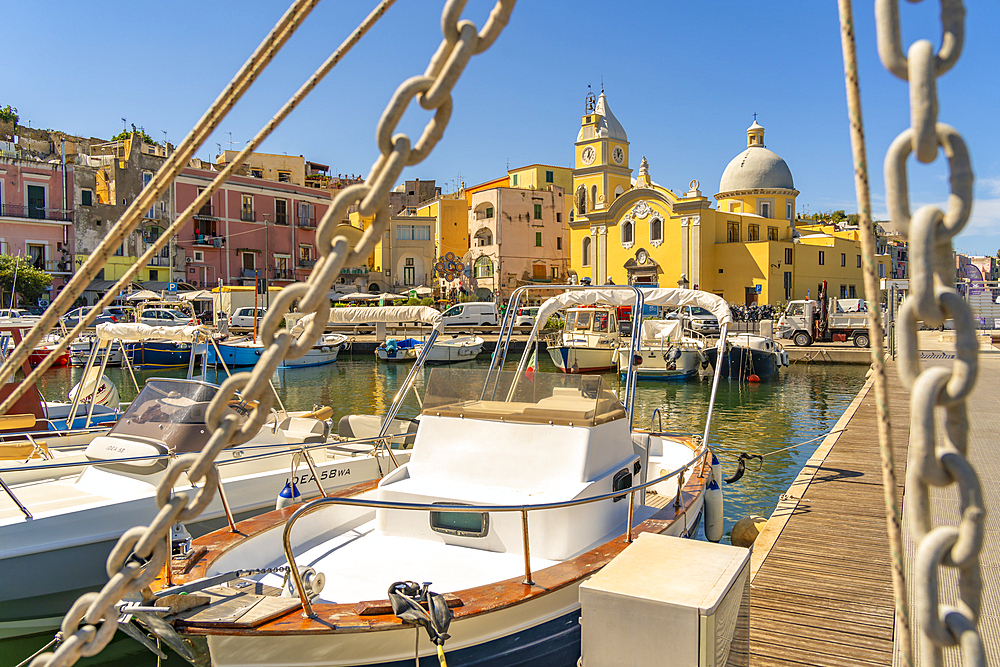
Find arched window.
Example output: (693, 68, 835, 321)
(650, 216, 663, 244)
(576, 186, 587, 215)
(582, 236, 592, 267)
(591, 185, 598, 208)
(614, 185, 624, 200)
(621, 218, 633, 246)
(474, 256, 494, 278)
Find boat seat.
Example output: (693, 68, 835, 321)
(0, 413, 37, 431)
(278, 416, 328, 444)
(0, 439, 50, 460)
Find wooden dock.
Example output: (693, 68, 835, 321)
(748, 361, 910, 667)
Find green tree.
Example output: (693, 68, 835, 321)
(0, 105, 18, 125)
(111, 129, 159, 146)
(0, 255, 53, 307)
(831, 210, 847, 222)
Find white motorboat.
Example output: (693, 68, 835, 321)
(545, 305, 622, 373)
(427, 333, 484, 362)
(0, 376, 410, 639)
(375, 337, 421, 361)
(615, 318, 707, 381)
(133, 286, 731, 667)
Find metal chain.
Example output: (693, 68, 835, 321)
(875, 2, 985, 666)
(27, 1, 514, 665)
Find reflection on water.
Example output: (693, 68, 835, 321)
(11, 353, 869, 666)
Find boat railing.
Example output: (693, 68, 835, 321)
(0, 431, 411, 521)
(279, 439, 710, 618)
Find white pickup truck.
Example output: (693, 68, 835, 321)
(777, 299, 871, 347)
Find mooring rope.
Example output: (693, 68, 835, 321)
(836, 3, 911, 661)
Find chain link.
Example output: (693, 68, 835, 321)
(28, 1, 515, 665)
(875, 1, 984, 665)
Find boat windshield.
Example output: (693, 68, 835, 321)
(110, 379, 242, 453)
(421, 368, 625, 427)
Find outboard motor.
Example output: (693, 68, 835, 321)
(69, 371, 120, 408)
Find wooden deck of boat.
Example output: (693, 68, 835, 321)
(747, 360, 910, 667)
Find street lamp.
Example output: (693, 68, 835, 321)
(262, 213, 270, 309)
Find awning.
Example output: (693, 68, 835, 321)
(84, 279, 143, 293)
(291, 305, 443, 336)
(96, 323, 210, 343)
(126, 290, 161, 302)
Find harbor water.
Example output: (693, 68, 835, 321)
(5, 353, 870, 666)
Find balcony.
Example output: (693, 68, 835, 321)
(241, 209, 256, 222)
(0, 203, 74, 222)
(298, 259, 317, 268)
(148, 255, 171, 267)
(241, 268, 264, 278)
(193, 235, 225, 248)
(274, 213, 288, 226)
(297, 217, 317, 230)
(272, 268, 294, 281)
(44, 260, 72, 274)
(340, 266, 369, 275)
(194, 204, 216, 219)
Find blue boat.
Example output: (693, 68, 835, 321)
(124, 340, 197, 369)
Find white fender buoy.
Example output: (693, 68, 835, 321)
(276, 480, 302, 510)
(704, 452, 724, 543)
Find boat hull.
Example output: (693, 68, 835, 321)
(704, 345, 780, 379)
(124, 341, 196, 369)
(546, 346, 615, 373)
(0, 451, 405, 639)
(426, 336, 484, 363)
(616, 347, 702, 381)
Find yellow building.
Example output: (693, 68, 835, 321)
(415, 197, 470, 263)
(568, 93, 889, 304)
(216, 150, 305, 185)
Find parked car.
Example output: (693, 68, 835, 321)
(138, 309, 197, 327)
(230, 307, 267, 328)
(0, 308, 40, 322)
(514, 307, 539, 327)
(441, 303, 498, 328)
(61, 307, 124, 328)
(664, 305, 720, 336)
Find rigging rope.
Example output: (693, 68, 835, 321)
(27, 1, 514, 666)
(0, 0, 324, 415)
(836, 1, 912, 662)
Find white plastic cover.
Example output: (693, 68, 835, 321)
(95, 323, 209, 343)
(640, 319, 684, 341)
(530, 288, 732, 341)
(291, 306, 443, 335)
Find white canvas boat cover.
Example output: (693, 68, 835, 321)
(530, 288, 732, 340)
(640, 319, 684, 341)
(291, 306, 443, 335)
(95, 323, 210, 343)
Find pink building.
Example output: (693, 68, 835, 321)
(0, 152, 75, 302)
(174, 168, 331, 288)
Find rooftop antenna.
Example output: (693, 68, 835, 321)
(161, 130, 167, 146)
(227, 131, 235, 151)
(216, 143, 222, 158)
(121, 117, 127, 132)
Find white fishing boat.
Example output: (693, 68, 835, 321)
(0, 375, 411, 639)
(427, 333, 484, 362)
(615, 318, 707, 381)
(545, 304, 622, 373)
(133, 286, 730, 667)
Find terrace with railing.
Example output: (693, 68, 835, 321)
(0, 203, 74, 222)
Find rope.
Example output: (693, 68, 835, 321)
(0, 0, 323, 415)
(15, 635, 61, 667)
(26, 2, 415, 665)
(837, 1, 910, 663)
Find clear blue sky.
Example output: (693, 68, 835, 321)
(7, 1, 999, 256)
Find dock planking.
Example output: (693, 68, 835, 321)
(748, 361, 910, 667)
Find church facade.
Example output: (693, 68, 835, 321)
(567, 92, 889, 305)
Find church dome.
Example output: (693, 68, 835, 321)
(718, 121, 794, 193)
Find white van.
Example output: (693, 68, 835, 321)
(441, 302, 498, 327)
